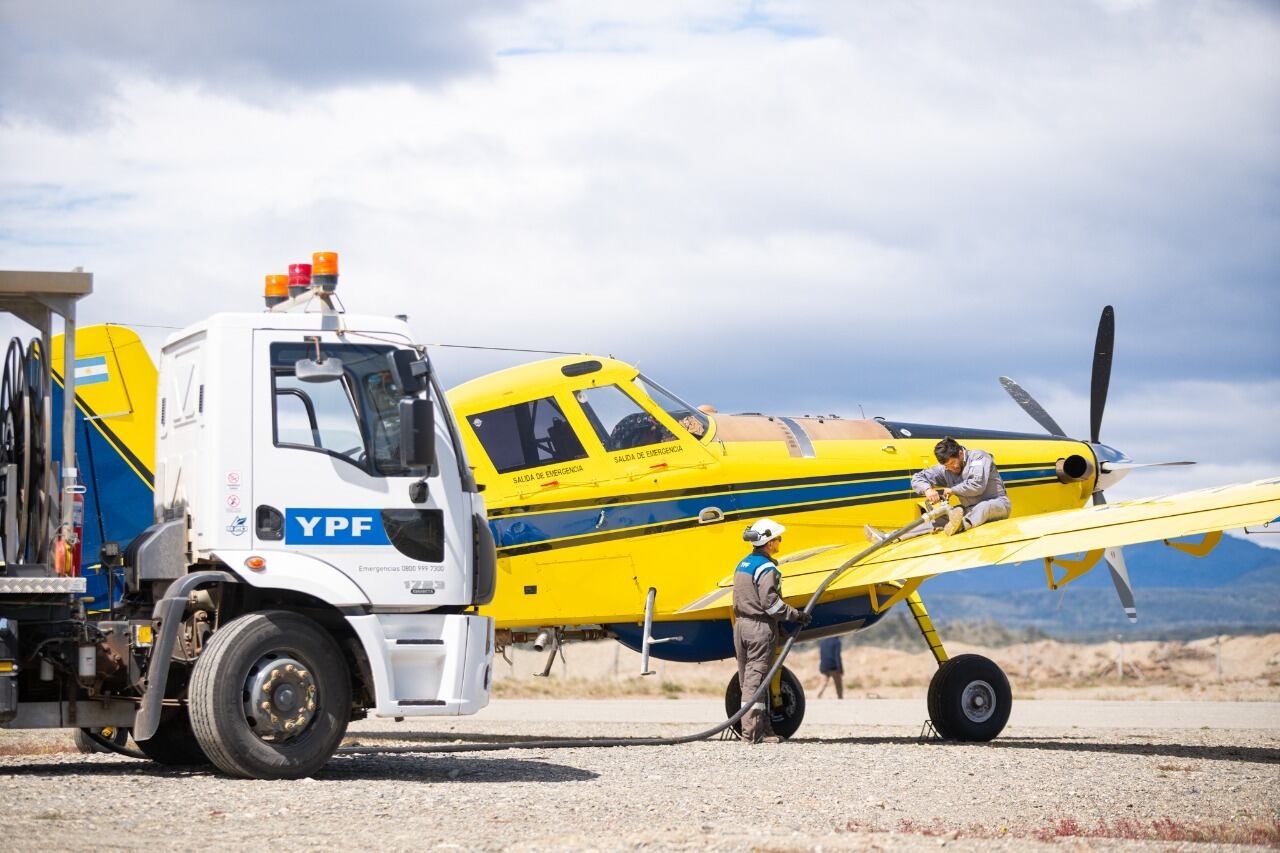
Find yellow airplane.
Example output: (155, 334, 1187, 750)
(445, 307, 1280, 740)
(44, 311, 1280, 743)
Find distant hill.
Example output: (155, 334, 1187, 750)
(923, 534, 1280, 593)
(915, 533, 1280, 641)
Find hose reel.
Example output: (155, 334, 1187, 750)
(0, 337, 54, 566)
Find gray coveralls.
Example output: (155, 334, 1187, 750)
(910, 447, 1011, 530)
(732, 551, 802, 742)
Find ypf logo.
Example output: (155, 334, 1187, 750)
(285, 509, 391, 545)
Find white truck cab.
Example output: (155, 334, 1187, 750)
(0, 263, 497, 780)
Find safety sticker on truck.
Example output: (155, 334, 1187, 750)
(285, 509, 391, 545)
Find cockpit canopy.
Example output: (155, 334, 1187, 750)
(449, 357, 711, 480)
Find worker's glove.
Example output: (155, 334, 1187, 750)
(794, 611, 813, 627)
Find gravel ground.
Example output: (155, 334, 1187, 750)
(1, 700, 1277, 851)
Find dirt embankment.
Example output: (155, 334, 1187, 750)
(493, 633, 1280, 701)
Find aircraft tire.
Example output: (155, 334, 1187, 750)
(723, 666, 807, 740)
(135, 708, 210, 766)
(189, 610, 351, 779)
(74, 725, 129, 754)
(926, 653, 1011, 741)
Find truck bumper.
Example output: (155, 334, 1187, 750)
(346, 612, 493, 718)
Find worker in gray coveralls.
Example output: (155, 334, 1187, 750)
(910, 437, 1011, 535)
(733, 518, 811, 743)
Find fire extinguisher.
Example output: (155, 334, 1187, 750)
(69, 480, 85, 577)
(54, 472, 86, 577)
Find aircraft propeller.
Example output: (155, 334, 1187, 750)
(998, 305, 1172, 623)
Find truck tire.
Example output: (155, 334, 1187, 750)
(926, 653, 1011, 742)
(189, 610, 351, 779)
(135, 708, 210, 766)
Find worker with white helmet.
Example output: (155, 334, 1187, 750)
(732, 518, 810, 743)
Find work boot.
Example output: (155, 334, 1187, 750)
(943, 506, 966, 536)
(863, 524, 886, 543)
(741, 709, 767, 743)
(757, 735, 785, 744)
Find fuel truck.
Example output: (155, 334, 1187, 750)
(0, 256, 497, 778)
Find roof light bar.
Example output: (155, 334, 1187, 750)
(311, 251, 338, 292)
(288, 263, 312, 297)
(264, 274, 289, 308)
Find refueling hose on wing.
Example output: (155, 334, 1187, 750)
(335, 502, 951, 757)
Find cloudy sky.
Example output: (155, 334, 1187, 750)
(2, 1, 1277, 531)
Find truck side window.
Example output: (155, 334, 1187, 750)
(270, 342, 410, 477)
(469, 396, 587, 474)
(575, 385, 676, 451)
(274, 375, 365, 459)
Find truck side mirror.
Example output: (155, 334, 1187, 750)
(294, 356, 345, 383)
(401, 397, 436, 470)
(386, 350, 430, 396)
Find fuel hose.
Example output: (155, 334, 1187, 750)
(337, 502, 950, 757)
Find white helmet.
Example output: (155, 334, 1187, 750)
(743, 518, 786, 547)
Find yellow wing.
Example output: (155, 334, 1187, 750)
(674, 478, 1280, 619)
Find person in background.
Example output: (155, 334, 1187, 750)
(817, 635, 844, 699)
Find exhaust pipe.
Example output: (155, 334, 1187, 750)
(1055, 454, 1094, 484)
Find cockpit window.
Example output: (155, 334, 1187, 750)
(634, 375, 708, 438)
(575, 385, 676, 451)
(469, 396, 587, 474)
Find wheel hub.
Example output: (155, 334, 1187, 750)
(243, 655, 317, 742)
(960, 679, 996, 723)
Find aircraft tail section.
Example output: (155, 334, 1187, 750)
(49, 324, 157, 611)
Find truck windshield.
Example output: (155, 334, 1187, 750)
(270, 342, 409, 476)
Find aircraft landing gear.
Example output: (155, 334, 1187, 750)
(926, 654, 1011, 741)
(724, 666, 806, 740)
(906, 589, 1012, 741)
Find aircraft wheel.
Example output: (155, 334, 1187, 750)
(74, 725, 129, 754)
(724, 666, 807, 740)
(135, 708, 209, 766)
(927, 654, 1011, 741)
(188, 610, 351, 779)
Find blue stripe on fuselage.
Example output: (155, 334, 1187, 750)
(490, 467, 1057, 549)
(605, 593, 890, 662)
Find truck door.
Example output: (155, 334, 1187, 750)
(252, 332, 471, 607)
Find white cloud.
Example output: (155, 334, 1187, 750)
(1, 1, 1276, 532)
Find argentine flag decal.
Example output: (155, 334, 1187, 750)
(74, 355, 110, 386)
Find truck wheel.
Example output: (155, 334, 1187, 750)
(723, 666, 807, 740)
(189, 610, 351, 779)
(135, 708, 210, 765)
(926, 653, 1011, 741)
(74, 725, 129, 754)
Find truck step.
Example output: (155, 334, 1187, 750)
(393, 639, 443, 645)
(0, 576, 87, 594)
(397, 699, 446, 706)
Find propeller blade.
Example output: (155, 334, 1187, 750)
(1090, 305, 1115, 444)
(1105, 547, 1137, 623)
(1099, 461, 1195, 472)
(1094, 489, 1137, 622)
(998, 376, 1068, 437)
